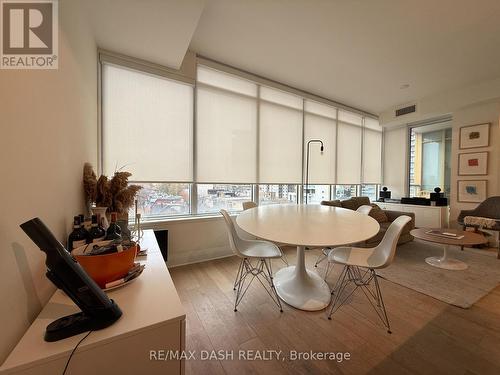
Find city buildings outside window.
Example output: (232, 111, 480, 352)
(409, 123, 452, 198)
(334, 185, 357, 200)
(361, 185, 378, 202)
(304, 185, 330, 204)
(197, 184, 252, 213)
(259, 185, 297, 205)
(131, 183, 190, 219)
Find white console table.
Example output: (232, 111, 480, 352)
(377, 202, 449, 228)
(0, 230, 185, 375)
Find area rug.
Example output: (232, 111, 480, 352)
(377, 240, 500, 308)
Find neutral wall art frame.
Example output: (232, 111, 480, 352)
(458, 151, 488, 176)
(457, 180, 487, 203)
(459, 123, 490, 149)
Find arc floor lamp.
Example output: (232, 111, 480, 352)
(305, 139, 324, 204)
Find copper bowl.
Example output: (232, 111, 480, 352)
(72, 241, 138, 288)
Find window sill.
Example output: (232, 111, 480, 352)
(133, 212, 236, 229)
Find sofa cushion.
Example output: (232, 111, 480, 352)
(369, 204, 389, 223)
(320, 200, 342, 208)
(341, 197, 370, 211)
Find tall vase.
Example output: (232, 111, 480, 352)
(91, 206, 109, 230)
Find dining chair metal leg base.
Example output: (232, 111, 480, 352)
(281, 252, 289, 266)
(327, 265, 391, 333)
(314, 248, 331, 268)
(233, 258, 245, 291)
(233, 258, 283, 313)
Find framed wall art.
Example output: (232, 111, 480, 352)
(458, 151, 488, 176)
(459, 123, 490, 149)
(457, 180, 487, 203)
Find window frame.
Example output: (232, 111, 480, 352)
(406, 116, 453, 198)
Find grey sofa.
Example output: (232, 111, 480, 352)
(320, 196, 415, 246)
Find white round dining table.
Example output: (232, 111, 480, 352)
(236, 204, 380, 311)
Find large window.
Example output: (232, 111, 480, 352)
(102, 63, 193, 181)
(409, 121, 452, 198)
(197, 184, 252, 213)
(196, 67, 258, 183)
(259, 185, 298, 205)
(259, 90, 303, 184)
(101, 54, 382, 221)
(132, 183, 190, 218)
(304, 185, 330, 204)
(361, 184, 379, 202)
(334, 185, 358, 200)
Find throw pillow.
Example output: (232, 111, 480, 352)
(341, 198, 359, 210)
(369, 204, 388, 223)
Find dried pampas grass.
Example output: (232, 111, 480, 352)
(82, 164, 141, 214)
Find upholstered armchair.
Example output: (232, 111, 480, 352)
(457, 196, 500, 258)
(457, 196, 500, 231)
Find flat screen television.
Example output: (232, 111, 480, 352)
(20, 218, 122, 342)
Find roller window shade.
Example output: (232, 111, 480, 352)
(337, 122, 362, 184)
(304, 113, 336, 184)
(364, 117, 381, 131)
(260, 86, 303, 109)
(338, 110, 363, 126)
(197, 65, 257, 96)
(305, 100, 337, 119)
(362, 129, 382, 183)
(102, 63, 193, 181)
(259, 102, 303, 183)
(196, 86, 257, 183)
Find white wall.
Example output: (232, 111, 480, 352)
(379, 76, 500, 127)
(381, 87, 500, 225)
(0, 3, 97, 363)
(450, 100, 500, 225)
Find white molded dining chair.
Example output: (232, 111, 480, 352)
(356, 205, 373, 215)
(315, 204, 374, 273)
(220, 209, 283, 312)
(242, 201, 289, 266)
(326, 215, 411, 333)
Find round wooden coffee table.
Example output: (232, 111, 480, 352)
(410, 228, 487, 270)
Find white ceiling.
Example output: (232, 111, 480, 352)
(82, 0, 205, 69)
(190, 0, 500, 114)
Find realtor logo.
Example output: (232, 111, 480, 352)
(1, 0, 58, 69)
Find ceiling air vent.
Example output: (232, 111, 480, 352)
(395, 104, 416, 117)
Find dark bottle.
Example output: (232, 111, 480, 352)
(106, 212, 122, 241)
(78, 214, 90, 243)
(89, 214, 106, 243)
(68, 216, 87, 251)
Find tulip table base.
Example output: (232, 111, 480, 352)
(274, 246, 331, 311)
(425, 245, 468, 270)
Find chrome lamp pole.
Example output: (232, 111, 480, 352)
(305, 139, 324, 204)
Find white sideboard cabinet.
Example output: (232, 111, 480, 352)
(0, 230, 185, 375)
(377, 202, 449, 228)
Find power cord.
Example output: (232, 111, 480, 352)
(62, 331, 92, 375)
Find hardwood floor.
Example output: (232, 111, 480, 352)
(169, 247, 500, 375)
